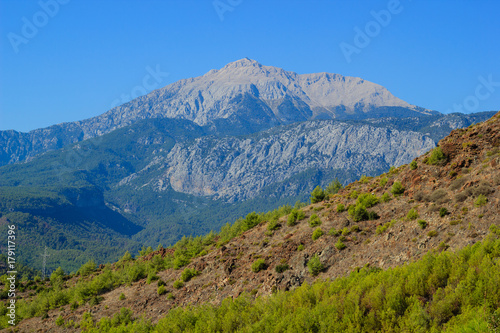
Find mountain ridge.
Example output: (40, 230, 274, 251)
(1, 58, 435, 166)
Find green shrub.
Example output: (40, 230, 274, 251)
(335, 239, 346, 250)
(381, 193, 391, 202)
(439, 207, 448, 217)
(379, 177, 388, 187)
(427, 230, 438, 237)
(78, 260, 96, 277)
(119, 293, 125, 300)
(312, 228, 324, 241)
(275, 264, 289, 273)
(307, 254, 324, 276)
(474, 194, 488, 207)
(287, 209, 305, 226)
(357, 193, 379, 208)
(391, 181, 405, 196)
(242, 212, 262, 231)
(350, 190, 360, 199)
(167, 293, 175, 300)
(181, 268, 200, 283)
(325, 179, 343, 195)
(308, 214, 322, 227)
(376, 220, 396, 234)
(417, 220, 428, 229)
(158, 285, 167, 295)
(407, 208, 419, 220)
(426, 147, 446, 165)
(251, 259, 267, 273)
(311, 186, 325, 203)
(336, 203, 345, 213)
(297, 244, 304, 251)
(146, 273, 159, 284)
(173, 280, 184, 289)
(350, 225, 360, 233)
(410, 160, 418, 170)
(329, 228, 340, 236)
(157, 279, 166, 287)
(55, 315, 64, 326)
(490, 224, 500, 236)
(267, 218, 280, 231)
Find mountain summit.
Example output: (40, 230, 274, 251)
(104, 58, 432, 131)
(1, 59, 436, 166)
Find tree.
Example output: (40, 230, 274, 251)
(311, 186, 325, 203)
(325, 179, 343, 195)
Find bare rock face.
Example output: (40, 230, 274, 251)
(118, 120, 435, 201)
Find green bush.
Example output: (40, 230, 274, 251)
(311, 186, 325, 203)
(78, 260, 96, 277)
(325, 179, 343, 195)
(379, 177, 388, 187)
(418, 220, 428, 229)
(410, 160, 418, 170)
(251, 259, 267, 273)
(350, 190, 360, 199)
(381, 193, 391, 202)
(312, 228, 324, 241)
(336, 203, 345, 213)
(426, 147, 446, 165)
(242, 212, 262, 231)
(119, 293, 125, 300)
(439, 207, 448, 217)
(180, 268, 200, 282)
(55, 315, 64, 326)
(474, 194, 488, 207)
(308, 214, 322, 227)
(357, 193, 379, 208)
(307, 254, 324, 276)
(335, 239, 346, 250)
(297, 244, 304, 251)
(173, 280, 184, 289)
(287, 209, 305, 226)
(376, 220, 397, 234)
(158, 285, 167, 295)
(275, 264, 289, 273)
(407, 208, 419, 220)
(267, 218, 280, 231)
(146, 273, 159, 284)
(391, 181, 405, 196)
(348, 204, 378, 222)
(427, 230, 438, 237)
(329, 228, 340, 236)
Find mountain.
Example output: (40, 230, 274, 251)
(1, 58, 434, 166)
(0, 59, 496, 273)
(5, 112, 500, 332)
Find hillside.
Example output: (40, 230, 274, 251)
(3, 111, 499, 332)
(0, 117, 438, 272)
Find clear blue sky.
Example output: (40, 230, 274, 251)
(1, 0, 499, 132)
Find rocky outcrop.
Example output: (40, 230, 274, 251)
(118, 120, 435, 201)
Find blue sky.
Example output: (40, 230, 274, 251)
(1, 0, 499, 132)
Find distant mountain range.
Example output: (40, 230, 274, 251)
(0, 59, 496, 272)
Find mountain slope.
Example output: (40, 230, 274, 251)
(0, 118, 435, 272)
(6, 112, 500, 332)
